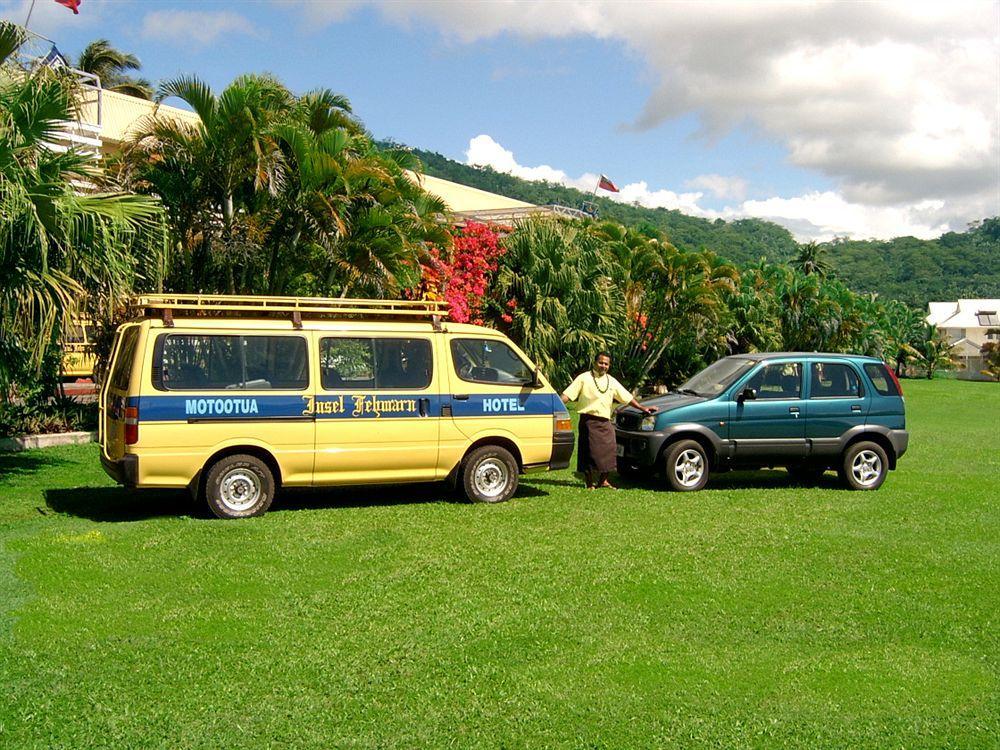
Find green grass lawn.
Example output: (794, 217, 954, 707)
(1, 379, 997, 748)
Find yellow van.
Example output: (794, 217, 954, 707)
(62, 316, 97, 380)
(100, 295, 574, 518)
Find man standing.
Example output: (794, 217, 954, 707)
(561, 352, 655, 489)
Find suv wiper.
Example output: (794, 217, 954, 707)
(676, 388, 701, 397)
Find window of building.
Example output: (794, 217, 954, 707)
(976, 311, 998, 327)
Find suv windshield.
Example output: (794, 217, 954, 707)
(678, 357, 757, 397)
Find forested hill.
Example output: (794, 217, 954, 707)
(393, 143, 1000, 307)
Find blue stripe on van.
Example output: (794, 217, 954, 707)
(130, 393, 559, 421)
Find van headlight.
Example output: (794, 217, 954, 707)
(640, 415, 656, 432)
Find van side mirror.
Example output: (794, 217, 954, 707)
(737, 387, 757, 403)
(529, 367, 544, 389)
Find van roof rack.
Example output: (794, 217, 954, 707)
(130, 294, 450, 330)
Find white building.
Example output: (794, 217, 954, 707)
(926, 300, 1000, 380)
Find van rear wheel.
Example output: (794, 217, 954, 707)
(205, 454, 275, 519)
(461, 445, 518, 503)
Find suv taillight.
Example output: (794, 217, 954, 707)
(124, 405, 139, 445)
(886, 366, 903, 396)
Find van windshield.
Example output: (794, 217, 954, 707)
(678, 358, 757, 397)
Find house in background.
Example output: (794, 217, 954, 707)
(926, 300, 1000, 381)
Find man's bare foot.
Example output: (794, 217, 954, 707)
(598, 481, 617, 490)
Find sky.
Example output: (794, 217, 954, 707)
(3, 0, 998, 241)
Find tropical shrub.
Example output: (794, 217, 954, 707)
(0, 21, 164, 400)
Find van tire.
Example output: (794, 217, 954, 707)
(838, 441, 888, 491)
(663, 439, 710, 492)
(461, 445, 518, 503)
(204, 454, 275, 519)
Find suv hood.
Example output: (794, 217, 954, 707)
(621, 392, 707, 415)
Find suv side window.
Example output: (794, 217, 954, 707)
(863, 363, 900, 396)
(744, 362, 802, 399)
(451, 338, 533, 385)
(810, 362, 863, 398)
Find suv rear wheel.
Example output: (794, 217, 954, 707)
(462, 445, 519, 503)
(664, 439, 710, 492)
(838, 441, 888, 491)
(204, 454, 275, 519)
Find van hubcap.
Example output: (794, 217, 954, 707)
(220, 469, 261, 511)
(474, 459, 509, 499)
(675, 449, 704, 487)
(851, 450, 882, 486)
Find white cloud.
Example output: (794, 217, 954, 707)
(463, 134, 961, 242)
(291, 0, 999, 233)
(140, 10, 259, 46)
(685, 174, 748, 201)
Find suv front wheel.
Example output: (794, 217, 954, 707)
(664, 439, 710, 492)
(839, 441, 888, 491)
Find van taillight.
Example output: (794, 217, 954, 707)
(124, 406, 139, 445)
(554, 416, 572, 432)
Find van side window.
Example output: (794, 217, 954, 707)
(110, 327, 139, 390)
(155, 335, 307, 391)
(244, 336, 309, 389)
(810, 362, 862, 398)
(744, 362, 802, 399)
(451, 339, 533, 385)
(321, 338, 432, 390)
(321, 338, 374, 389)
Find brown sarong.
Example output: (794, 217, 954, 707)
(577, 413, 617, 473)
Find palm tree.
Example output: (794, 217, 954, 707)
(0, 22, 163, 392)
(794, 241, 832, 277)
(76, 39, 153, 99)
(904, 324, 959, 379)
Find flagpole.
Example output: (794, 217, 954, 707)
(24, 0, 38, 30)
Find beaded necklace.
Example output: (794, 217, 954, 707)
(591, 370, 610, 394)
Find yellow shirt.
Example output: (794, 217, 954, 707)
(562, 371, 633, 420)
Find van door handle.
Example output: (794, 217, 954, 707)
(418, 398, 429, 417)
(453, 394, 469, 400)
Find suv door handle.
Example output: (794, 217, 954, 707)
(789, 406, 800, 417)
(851, 405, 862, 412)
(453, 394, 469, 400)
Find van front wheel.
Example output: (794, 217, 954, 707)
(205, 454, 275, 519)
(462, 445, 518, 503)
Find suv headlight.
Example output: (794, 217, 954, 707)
(640, 415, 656, 432)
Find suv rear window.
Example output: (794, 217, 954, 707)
(154, 334, 308, 391)
(863, 363, 900, 396)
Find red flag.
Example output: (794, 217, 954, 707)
(54, 0, 81, 14)
(597, 174, 619, 193)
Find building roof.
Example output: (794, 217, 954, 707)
(927, 299, 1000, 328)
(73, 86, 548, 218)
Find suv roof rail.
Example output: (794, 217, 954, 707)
(129, 294, 450, 329)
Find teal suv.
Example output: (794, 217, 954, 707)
(615, 353, 908, 491)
